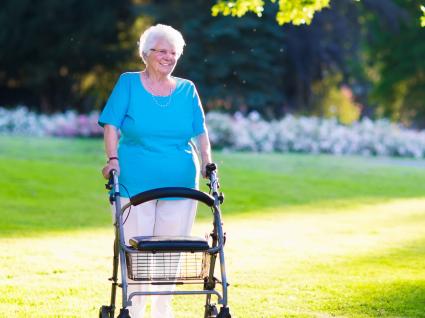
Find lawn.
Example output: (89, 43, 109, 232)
(0, 137, 425, 317)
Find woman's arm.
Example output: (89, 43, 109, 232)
(197, 132, 212, 178)
(101, 124, 120, 179)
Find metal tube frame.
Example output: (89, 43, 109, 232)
(107, 168, 230, 315)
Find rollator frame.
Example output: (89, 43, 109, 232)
(99, 163, 231, 318)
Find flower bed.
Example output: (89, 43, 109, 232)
(0, 106, 103, 137)
(206, 112, 425, 158)
(1, 107, 425, 158)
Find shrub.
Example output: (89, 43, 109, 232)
(206, 112, 425, 158)
(1, 106, 425, 159)
(0, 107, 103, 138)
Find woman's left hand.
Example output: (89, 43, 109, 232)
(197, 132, 212, 179)
(201, 161, 213, 178)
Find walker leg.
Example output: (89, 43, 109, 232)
(117, 308, 131, 318)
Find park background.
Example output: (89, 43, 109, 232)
(1, 0, 425, 317)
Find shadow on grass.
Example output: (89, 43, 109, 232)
(362, 282, 425, 318)
(304, 237, 425, 318)
(322, 280, 425, 318)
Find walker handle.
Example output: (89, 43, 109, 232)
(109, 169, 117, 178)
(105, 170, 114, 190)
(130, 187, 215, 207)
(206, 163, 222, 204)
(106, 169, 118, 189)
(206, 163, 217, 178)
(106, 169, 120, 204)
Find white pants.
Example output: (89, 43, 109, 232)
(113, 198, 197, 318)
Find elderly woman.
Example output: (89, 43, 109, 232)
(98, 24, 212, 318)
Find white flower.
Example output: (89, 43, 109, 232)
(2, 106, 425, 159)
(206, 111, 425, 159)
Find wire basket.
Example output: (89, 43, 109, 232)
(126, 251, 210, 282)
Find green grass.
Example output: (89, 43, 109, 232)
(0, 136, 425, 317)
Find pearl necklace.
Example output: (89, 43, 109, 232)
(144, 73, 174, 108)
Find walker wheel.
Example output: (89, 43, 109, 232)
(205, 304, 218, 317)
(217, 306, 231, 318)
(99, 305, 111, 318)
(117, 308, 131, 318)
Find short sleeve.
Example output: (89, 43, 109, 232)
(98, 73, 130, 128)
(191, 83, 207, 137)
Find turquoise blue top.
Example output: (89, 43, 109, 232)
(98, 72, 206, 198)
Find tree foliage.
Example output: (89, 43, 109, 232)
(0, 0, 424, 126)
(141, 0, 286, 115)
(360, 0, 425, 125)
(213, 0, 425, 27)
(212, 0, 330, 25)
(141, 0, 365, 117)
(211, 0, 425, 125)
(0, 0, 134, 112)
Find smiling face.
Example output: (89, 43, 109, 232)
(145, 38, 178, 77)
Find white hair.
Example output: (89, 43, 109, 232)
(138, 24, 186, 63)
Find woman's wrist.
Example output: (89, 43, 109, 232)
(107, 156, 119, 163)
(201, 151, 211, 163)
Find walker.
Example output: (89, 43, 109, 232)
(99, 163, 231, 318)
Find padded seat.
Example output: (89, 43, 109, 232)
(129, 236, 210, 252)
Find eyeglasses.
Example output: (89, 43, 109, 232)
(150, 48, 177, 57)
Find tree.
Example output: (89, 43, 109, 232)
(213, 0, 425, 27)
(211, 0, 425, 126)
(212, 0, 330, 25)
(0, 0, 134, 112)
(140, 0, 287, 116)
(359, 0, 425, 126)
(138, 0, 366, 117)
(280, 0, 366, 114)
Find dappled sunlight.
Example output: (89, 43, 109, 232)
(220, 198, 425, 270)
(215, 198, 425, 317)
(2, 139, 425, 316)
(1, 198, 425, 316)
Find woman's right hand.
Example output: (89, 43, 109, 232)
(102, 160, 120, 179)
